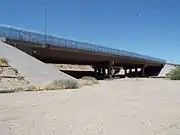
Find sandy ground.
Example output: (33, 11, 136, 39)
(0, 78, 180, 135)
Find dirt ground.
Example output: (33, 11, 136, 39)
(0, 78, 180, 135)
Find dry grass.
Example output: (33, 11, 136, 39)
(44, 80, 79, 90)
(78, 76, 99, 86)
(166, 67, 180, 80)
(25, 85, 39, 91)
(0, 57, 8, 66)
(0, 85, 39, 93)
(82, 76, 99, 84)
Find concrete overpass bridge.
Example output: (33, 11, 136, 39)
(0, 25, 166, 78)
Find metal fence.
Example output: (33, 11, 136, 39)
(0, 25, 165, 63)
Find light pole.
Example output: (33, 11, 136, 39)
(43, 7, 47, 48)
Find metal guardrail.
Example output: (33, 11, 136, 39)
(0, 25, 165, 63)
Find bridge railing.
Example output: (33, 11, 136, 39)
(0, 25, 165, 63)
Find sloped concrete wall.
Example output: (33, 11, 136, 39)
(158, 64, 179, 77)
(0, 41, 75, 86)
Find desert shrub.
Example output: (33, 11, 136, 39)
(78, 76, 99, 86)
(166, 67, 180, 80)
(25, 85, 39, 91)
(82, 76, 99, 84)
(44, 80, 79, 90)
(12, 87, 24, 92)
(0, 57, 8, 66)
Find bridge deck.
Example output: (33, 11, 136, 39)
(5, 38, 163, 69)
(0, 25, 165, 65)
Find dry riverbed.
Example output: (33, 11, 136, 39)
(0, 78, 180, 135)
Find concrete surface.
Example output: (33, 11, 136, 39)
(0, 41, 75, 86)
(158, 63, 179, 77)
(0, 78, 180, 135)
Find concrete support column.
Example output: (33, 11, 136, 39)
(142, 64, 147, 77)
(102, 68, 106, 79)
(94, 68, 98, 78)
(94, 68, 98, 73)
(142, 67, 145, 77)
(108, 69, 112, 79)
(102, 68, 106, 74)
(98, 68, 101, 74)
(108, 60, 114, 79)
(129, 68, 132, 77)
(97, 68, 101, 79)
(124, 68, 127, 77)
(135, 68, 138, 77)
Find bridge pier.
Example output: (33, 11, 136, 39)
(124, 68, 127, 77)
(129, 69, 132, 77)
(98, 68, 102, 79)
(142, 67, 145, 77)
(108, 60, 114, 79)
(141, 64, 147, 77)
(94, 68, 98, 78)
(135, 68, 138, 77)
(98, 68, 101, 75)
(102, 68, 106, 79)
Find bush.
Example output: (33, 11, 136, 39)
(0, 57, 8, 66)
(166, 67, 180, 80)
(44, 80, 79, 90)
(25, 85, 38, 91)
(78, 76, 99, 86)
(81, 76, 99, 84)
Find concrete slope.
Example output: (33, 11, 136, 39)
(158, 64, 178, 77)
(0, 41, 75, 86)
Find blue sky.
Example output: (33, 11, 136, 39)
(0, 0, 180, 63)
